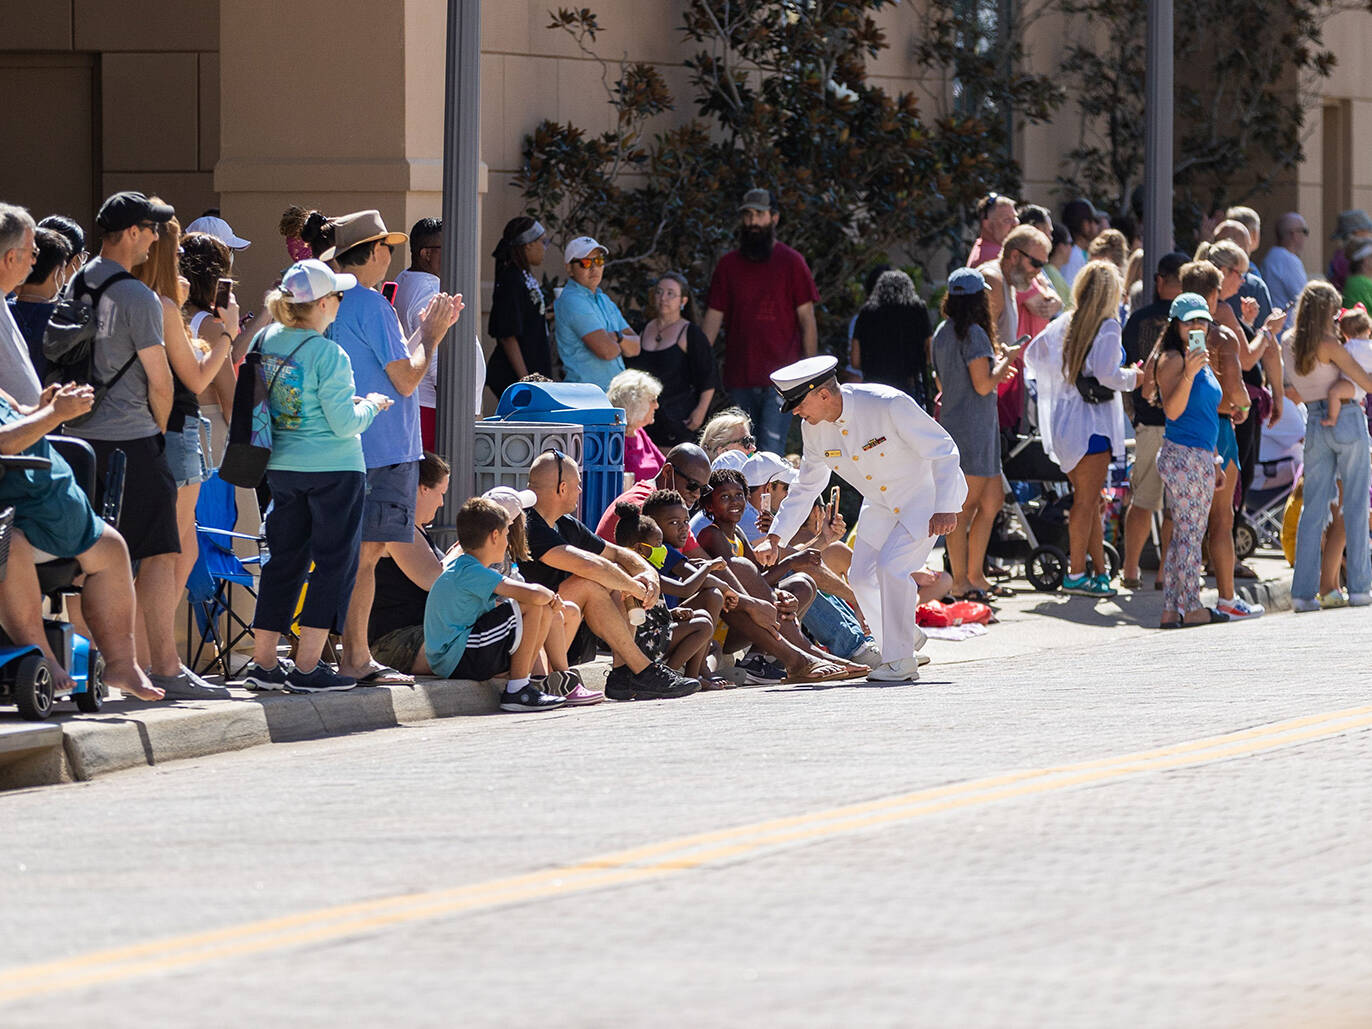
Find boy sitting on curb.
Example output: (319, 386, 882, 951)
(424, 497, 567, 713)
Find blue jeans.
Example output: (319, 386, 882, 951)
(1293, 401, 1371, 599)
(801, 591, 868, 659)
(729, 387, 791, 455)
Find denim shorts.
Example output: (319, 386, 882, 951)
(165, 416, 211, 489)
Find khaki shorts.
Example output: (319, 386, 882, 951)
(1129, 424, 1165, 511)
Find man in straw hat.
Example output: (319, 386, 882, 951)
(754, 355, 967, 682)
(321, 209, 463, 684)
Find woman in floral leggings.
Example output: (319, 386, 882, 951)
(1145, 294, 1231, 628)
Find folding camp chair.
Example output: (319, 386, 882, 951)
(186, 470, 263, 677)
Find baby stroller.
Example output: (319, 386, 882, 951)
(985, 428, 1124, 591)
(1234, 400, 1304, 559)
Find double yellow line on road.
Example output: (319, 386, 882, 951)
(4, 703, 1370, 1005)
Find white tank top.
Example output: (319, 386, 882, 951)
(1282, 336, 1341, 402)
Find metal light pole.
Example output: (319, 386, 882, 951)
(436, 0, 482, 514)
(1142, 0, 1174, 304)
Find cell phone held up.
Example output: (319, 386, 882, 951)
(827, 485, 840, 525)
(214, 277, 233, 312)
(1187, 328, 1207, 355)
(759, 491, 771, 514)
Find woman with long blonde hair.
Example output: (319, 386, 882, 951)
(1282, 280, 1372, 610)
(132, 203, 233, 602)
(1024, 259, 1139, 598)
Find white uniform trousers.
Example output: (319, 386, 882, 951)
(849, 518, 934, 663)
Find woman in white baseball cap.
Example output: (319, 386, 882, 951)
(242, 259, 397, 694)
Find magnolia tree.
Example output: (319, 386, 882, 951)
(517, 0, 1046, 342)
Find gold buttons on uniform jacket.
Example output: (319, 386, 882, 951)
(841, 429, 848, 436)
(894, 507, 900, 513)
(853, 456, 860, 461)
(865, 475, 872, 480)
(880, 485, 887, 491)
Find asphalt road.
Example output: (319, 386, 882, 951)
(3, 601, 1370, 1027)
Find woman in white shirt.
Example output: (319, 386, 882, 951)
(1025, 260, 1139, 598)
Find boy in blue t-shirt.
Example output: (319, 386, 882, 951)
(424, 498, 566, 712)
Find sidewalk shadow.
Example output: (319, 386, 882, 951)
(1014, 592, 1162, 628)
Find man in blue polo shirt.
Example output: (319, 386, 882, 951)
(553, 236, 639, 390)
(322, 210, 461, 684)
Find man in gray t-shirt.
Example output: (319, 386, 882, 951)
(74, 190, 225, 700)
(71, 255, 164, 440)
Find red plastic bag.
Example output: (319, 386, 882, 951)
(916, 599, 993, 627)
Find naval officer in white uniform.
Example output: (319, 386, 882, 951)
(756, 356, 967, 681)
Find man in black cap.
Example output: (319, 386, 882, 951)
(1118, 251, 1188, 589)
(700, 188, 820, 455)
(69, 191, 225, 699)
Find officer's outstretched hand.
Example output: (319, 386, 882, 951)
(928, 512, 957, 536)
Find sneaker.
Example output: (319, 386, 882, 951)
(1292, 596, 1321, 613)
(849, 639, 883, 667)
(1216, 596, 1264, 620)
(1061, 573, 1114, 598)
(149, 666, 231, 700)
(606, 662, 700, 701)
(543, 668, 582, 696)
(499, 683, 566, 713)
(1349, 592, 1372, 607)
(285, 663, 357, 693)
(241, 659, 294, 692)
(604, 665, 638, 700)
(738, 653, 787, 684)
(1319, 589, 1348, 609)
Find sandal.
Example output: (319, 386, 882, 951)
(987, 584, 1015, 598)
(1120, 576, 1143, 590)
(958, 588, 992, 604)
(355, 665, 415, 686)
(701, 676, 733, 691)
(786, 660, 851, 684)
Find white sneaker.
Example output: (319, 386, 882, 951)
(867, 657, 920, 682)
(1291, 596, 1321, 613)
(913, 623, 928, 651)
(916, 652, 931, 667)
(1216, 596, 1264, 620)
(849, 640, 883, 667)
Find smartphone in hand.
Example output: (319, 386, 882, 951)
(828, 485, 841, 525)
(214, 277, 233, 311)
(381, 281, 398, 305)
(1187, 328, 1207, 354)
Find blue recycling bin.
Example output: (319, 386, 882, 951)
(491, 381, 626, 523)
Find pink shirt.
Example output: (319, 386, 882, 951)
(624, 427, 665, 484)
(967, 237, 1002, 268)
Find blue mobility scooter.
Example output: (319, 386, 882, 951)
(0, 441, 123, 721)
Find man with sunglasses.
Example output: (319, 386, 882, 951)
(982, 224, 1053, 356)
(553, 236, 639, 391)
(595, 442, 712, 547)
(524, 449, 699, 701)
(967, 192, 1019, 269)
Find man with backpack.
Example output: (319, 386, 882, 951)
(60, 191, 226, 699)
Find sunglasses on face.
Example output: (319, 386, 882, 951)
(137, 221, 162, 236)
(572, 255, 605, 269)
(668, 463, 705, 494)
(1011, 247, 1045, 270)
(726, 434, 756, 450)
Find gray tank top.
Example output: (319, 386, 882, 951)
(996, 271, 1018, 347)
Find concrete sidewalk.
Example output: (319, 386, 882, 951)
(0, 553, 1295, 792)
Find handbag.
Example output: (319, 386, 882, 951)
(1075, 373, 1116, 404)
(219, 331, 309, 488)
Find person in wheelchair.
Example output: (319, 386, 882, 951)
(0, 382, 162, 700)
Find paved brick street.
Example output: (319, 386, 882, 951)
(2, 599, 1370, 1027)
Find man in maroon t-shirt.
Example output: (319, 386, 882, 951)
(701, 189, 820, 454)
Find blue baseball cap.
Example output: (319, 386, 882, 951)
(1168, 293, 1213, 322)
(947, 267, 990, 296)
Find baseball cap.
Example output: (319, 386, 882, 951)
(711, 449, 749, 473)
(483, 485, 537, 522)
(564, 236, 607, 262)
(742, 451, 798, 489)
(947, 267, 990, 296)
(739, 188, 775, 213)
(185, 215, 251, 250)
(1169, 293, 1213, 322)
(96, 191, 174, 233)
(279, 259, 357, 303)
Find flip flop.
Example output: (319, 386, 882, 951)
(701, 676, 734, 691)
(356, 665, 414, 686)
(958, 589, 994, 604)
(987, 584, 1015, 598)
(786, 660, 851, 684)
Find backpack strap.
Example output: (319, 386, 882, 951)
(69, 268, 141, 393)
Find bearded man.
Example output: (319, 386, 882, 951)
(982, 224, 1053, 349)
(701, 188, 820, 454)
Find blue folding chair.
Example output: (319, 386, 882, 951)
(186, 470, 263, 677)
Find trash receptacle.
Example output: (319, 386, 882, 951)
(492, 381, 625, 523)
(473, 421, 584, 503)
